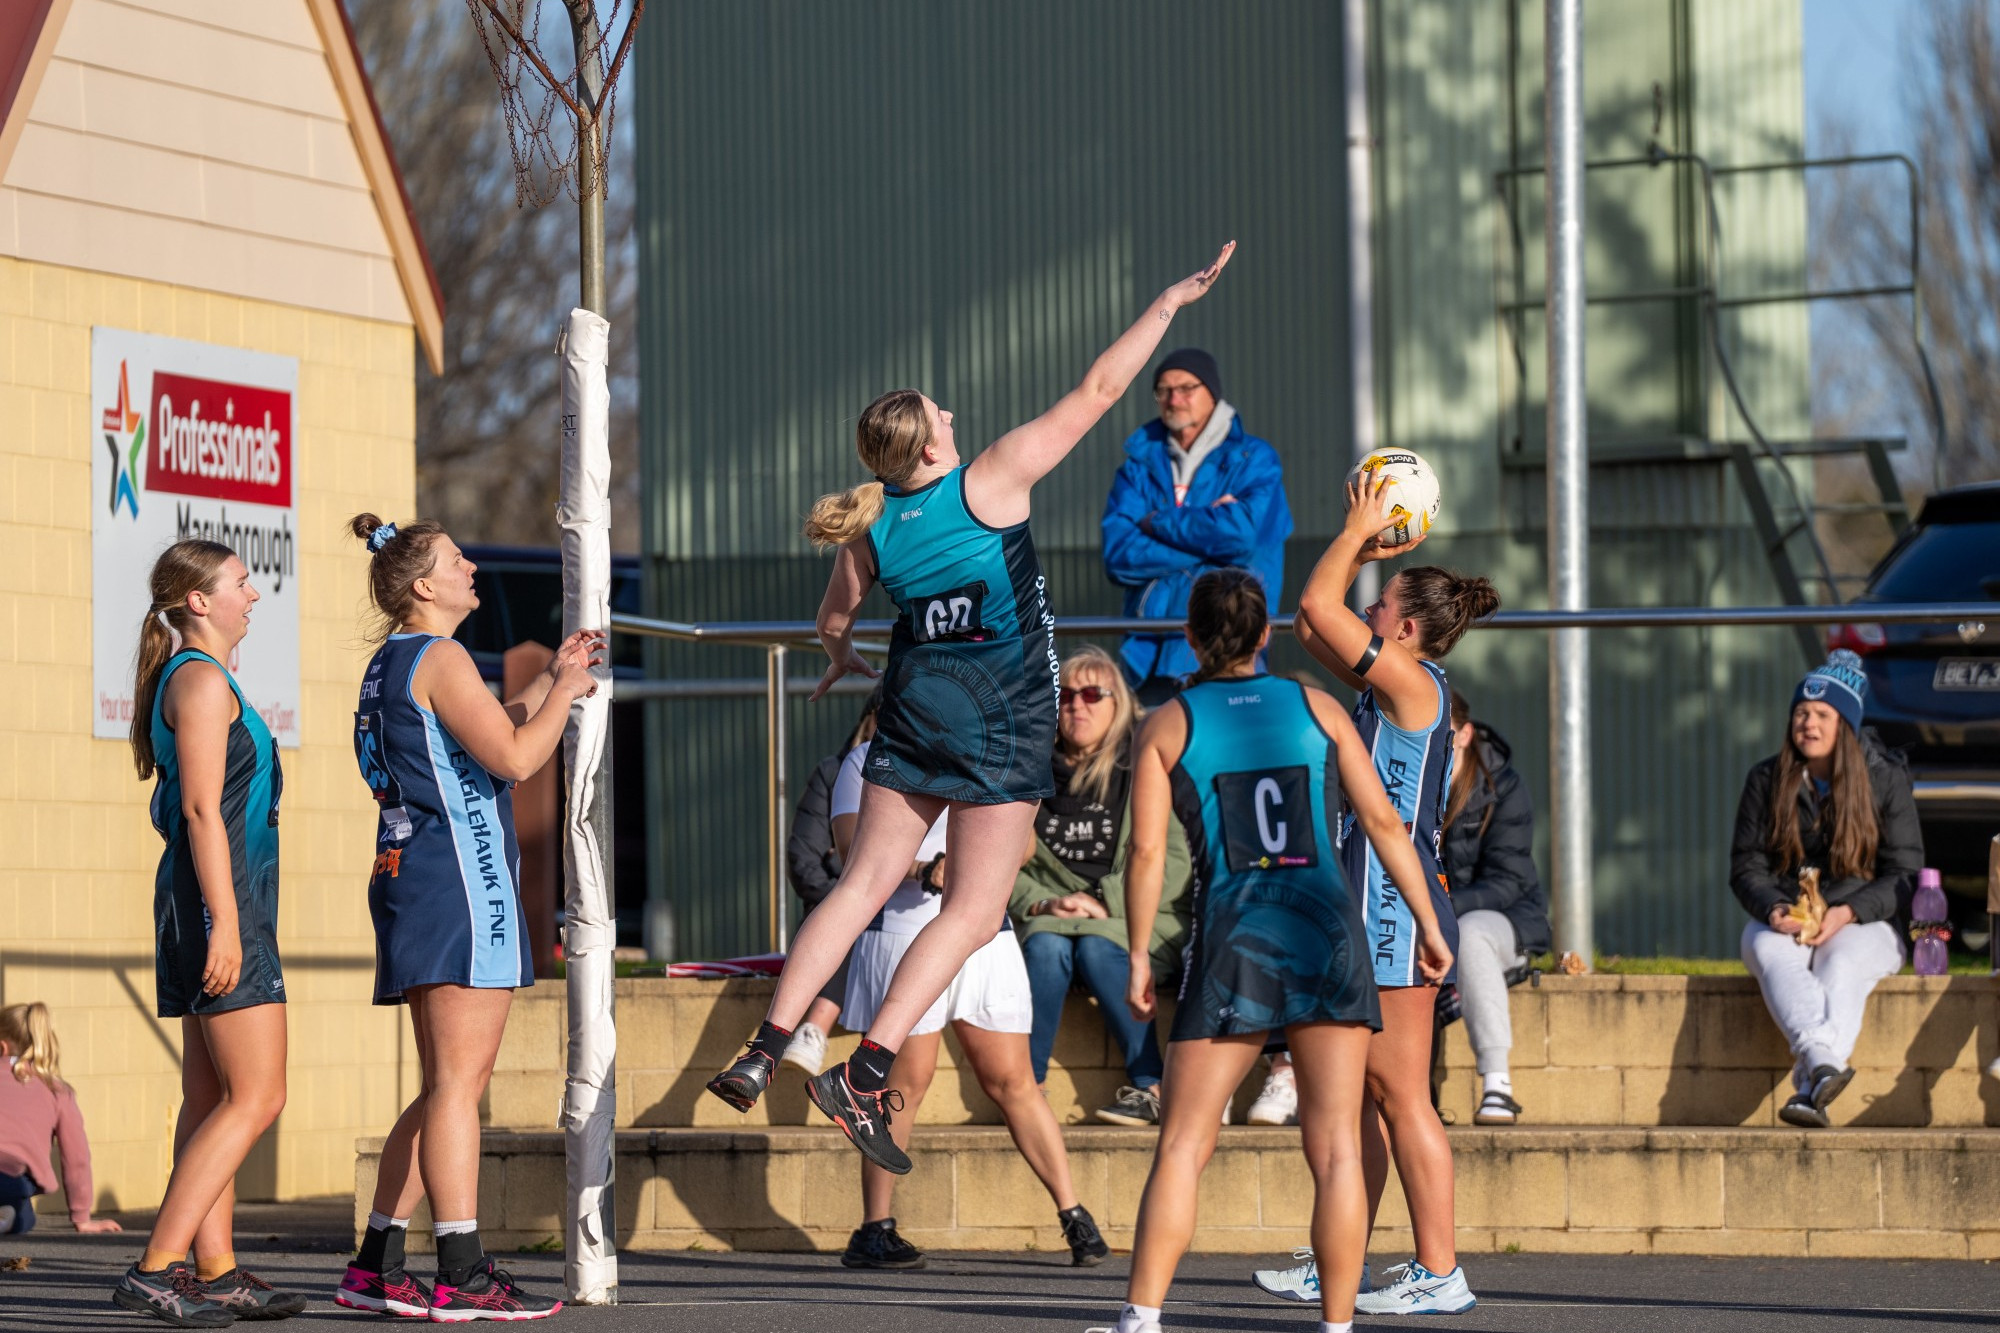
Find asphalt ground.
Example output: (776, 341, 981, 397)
(2, 1207, 1995, 1332)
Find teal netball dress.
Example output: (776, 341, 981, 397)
(149, 650, 285, 1018)
(1169, 674, 1378, 1039)
(863, 467, 1059, 804)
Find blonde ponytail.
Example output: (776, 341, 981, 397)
(0, 1002, 64, 1089)
(804, 482, 887, 548)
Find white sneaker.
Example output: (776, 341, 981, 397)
(780, 1021, 828, 1076)
(1252, 1249, 1375, 1303)
(1246, 1062, 1297, 1125)
(1354, 1259, 1476, 1315)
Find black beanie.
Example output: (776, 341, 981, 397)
(1153, 348, 1222, 402)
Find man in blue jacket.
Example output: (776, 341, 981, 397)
(1100, 348, 1294, 703)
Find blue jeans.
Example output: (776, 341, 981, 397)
(0, 1171, 37, 1234)
(1021, 931, 1164, 1089)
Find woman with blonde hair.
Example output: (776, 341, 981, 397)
(0, 1003, 121, 1237)
(708, 243, 1235, 1175)
(114, 538, 306, 1326)
(1010, 646, 1192, 1126)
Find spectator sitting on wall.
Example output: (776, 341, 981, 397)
(1732, 650, 1922, 1129)
(779, 687, 883, 1077)
(0, 1002, 122, 1235)
(1102, 348, 1294, 705)
(1440, 689, 1550, 1126)
(1008, 647, 1192, 1126)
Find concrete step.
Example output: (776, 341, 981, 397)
(357, 1123, 2000, 1259)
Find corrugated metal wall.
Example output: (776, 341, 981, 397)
(636, 0, 1814, 961)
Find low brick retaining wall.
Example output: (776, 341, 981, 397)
(482, 975, 2000, 1131)
(358, 1124, 2000, 1258)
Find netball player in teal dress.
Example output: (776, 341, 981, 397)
(710, 243, 1236, 1173)
(1089, 569, 1450, 1333)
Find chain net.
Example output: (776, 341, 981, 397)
(464, 0, 637, 207)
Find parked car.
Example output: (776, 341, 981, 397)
(1828, 481, 2000, 922)
(457, 545, 647, 949)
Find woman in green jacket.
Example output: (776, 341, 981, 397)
(1011, 647, 1191, 1126)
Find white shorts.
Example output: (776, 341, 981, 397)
(843, 923, 1033, 1037)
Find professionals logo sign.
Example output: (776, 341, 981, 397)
(91, 328, 301, 747)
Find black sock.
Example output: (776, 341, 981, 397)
(849, 1038, 897, 1092)
(436, 1230, 484, 1285)
(380, 1224, 407, 1273)
(355, 1222, 403, 1273)
(748, 1019, 793, 1061)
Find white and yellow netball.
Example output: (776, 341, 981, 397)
(1345, 449, 1440, 545)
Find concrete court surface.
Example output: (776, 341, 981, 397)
(3, 1210, 1997, 1333)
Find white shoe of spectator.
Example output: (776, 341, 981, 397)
(780, 1021, 828, 1076)
(1246, 1061, 1298, 1125)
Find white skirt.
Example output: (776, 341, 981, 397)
(844, 922, 1033, 1037)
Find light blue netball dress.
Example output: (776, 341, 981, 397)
(863, 466, 1059, 805)
(1342, 658, 1460, 987)
(353, 634, 531, 1004)
(1170, 674, 1379, 1039)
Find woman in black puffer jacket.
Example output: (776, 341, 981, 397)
(1440, 690, 1550, 1125)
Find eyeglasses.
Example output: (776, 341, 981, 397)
(1154, 382, 1207, 402)
(1059, 685, 1111, 706)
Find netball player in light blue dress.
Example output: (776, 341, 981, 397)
(1281, 471, 1501, 1316)
(709, 244, 1237, 1175)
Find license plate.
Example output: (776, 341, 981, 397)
(1934, 658, 2000, 691)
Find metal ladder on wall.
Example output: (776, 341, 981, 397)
(1494, 145, 1945, 664)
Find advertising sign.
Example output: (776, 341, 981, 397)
(91, 328, 301, 746)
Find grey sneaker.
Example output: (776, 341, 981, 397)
(199, 1268, 309, 1320)
(1093, 1084, 1161, 1126)
(111, 1262, 237, 1327)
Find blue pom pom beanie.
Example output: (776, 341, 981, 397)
(1792, 648, 1867, 736)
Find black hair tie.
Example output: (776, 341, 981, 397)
(1353, 633, 1385, 677)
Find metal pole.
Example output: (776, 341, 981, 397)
(1545, 0, 1594, 969)
(767, 644, 790, 953)
(1345, 0, 1380, 615)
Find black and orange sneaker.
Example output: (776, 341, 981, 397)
(110, 1262, 237, 1327)
(333, 1264, 433, 1318)
(805, 1061, 911, 1175)
(196, 1268, 308, 1320)
(429, 1258, 561, 1323)
(706, 1044, 778, 1113)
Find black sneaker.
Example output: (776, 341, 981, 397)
(1780, 1063, 1853, 1129)
(805, 1062, 911, 1175)
(111, 1262, 237, 1327)
(430, 1256, 562, 1321)
(1058, 1205, 1109, 1266)
(198, 1268, 308, 1321)
(841, 1217, 925, 1269)
(1093, 1085, 1161, 1127)
(707, 1044, 778, 1112)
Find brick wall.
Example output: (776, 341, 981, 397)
(0, 254, 421, 1214)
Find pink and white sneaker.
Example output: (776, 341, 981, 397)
(428, 1258, 562, 1322)
(333, 1264, 433, 1318)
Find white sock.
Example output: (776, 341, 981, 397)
(366, 1210, 402, 1232)
(1116, 1303, 1162, 1333)
(1481, 1071, 1513, 1097)
(432, 1218, 478, 1236)
(1320, 1323, 1354, 1333)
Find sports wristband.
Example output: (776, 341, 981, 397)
(1353, 633, 1384, 677)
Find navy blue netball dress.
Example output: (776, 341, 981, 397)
(354, 634, 530, 1004)
(1342, 658, 1460, 988)
(150, 650, 285, 1018)
(1170, 674, 1379, 1040)
(863, 467, 1059, 805)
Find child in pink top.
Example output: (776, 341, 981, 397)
(0, 1002, 120, 1235)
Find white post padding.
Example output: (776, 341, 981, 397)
(557, 306, 618, 1303)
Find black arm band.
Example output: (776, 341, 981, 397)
(1353, 634, 1385, 677)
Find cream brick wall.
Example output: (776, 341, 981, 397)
(0, 253, 422, 1214)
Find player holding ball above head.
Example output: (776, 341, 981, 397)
(708, 242, 1236, 1173)
(334, 515, 603, 1324)
(1261, 459, 1497, 1317)
(1088, 569, 1451, 1333)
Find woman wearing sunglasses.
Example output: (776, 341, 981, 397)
(1009, 647, 1191, 1126)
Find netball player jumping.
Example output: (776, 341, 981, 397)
(1270, 472, 1499, 1317)
(708, 242, 1236, 1173)
(1090, 569, 1450, 1333)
